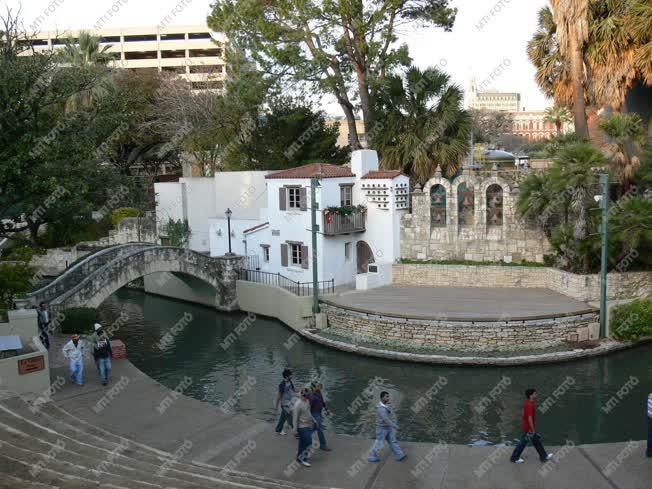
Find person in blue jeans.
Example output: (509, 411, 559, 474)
(293, 388, 317, 467)
(309, 382, 331, 451)
(62, 334, 85, 386)
(368, 391, 406, 462)
(275, 368, 296, 435)
(91, 323, 112, 386)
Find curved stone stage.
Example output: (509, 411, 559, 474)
(2, 353, 647, 489)
(321, 285, 600, 352)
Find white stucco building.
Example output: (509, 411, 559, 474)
(154, 150, 409, 288)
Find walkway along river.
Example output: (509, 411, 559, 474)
(97, 288, 652, 446)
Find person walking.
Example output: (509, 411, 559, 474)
(647, 392, 652, 458)
(309, 382, 331, 451)
(36, 302, 50, 350)
(91, 323, 112, 386)
(368, 391, 406, 462)
(275, 368, 296, 435)
(293, 387, 317, 467)
(510, 388, 554, 464)
(62, 334, 85, 386)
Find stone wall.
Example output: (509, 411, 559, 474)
(401, 168, 549, 263)
(392, 264, 652, 302)
(322, 303, 599, 351)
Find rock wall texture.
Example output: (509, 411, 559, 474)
(400, 169, 549, 263)
(392, 264, 652, 302)
(322, 303, 600, 351)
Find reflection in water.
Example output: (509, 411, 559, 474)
(98, 289, 652, 445)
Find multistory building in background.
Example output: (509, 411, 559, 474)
(466, 78, 520, 112)
(510, 110, 573, 142)
(27, 25, 226, 91)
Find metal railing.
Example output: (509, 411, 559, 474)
(322, 209, 366, 235)
(238, 269, 335, 296)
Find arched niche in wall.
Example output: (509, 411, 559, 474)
(486, 184, 503, 226)
(430, 184, 447, 228)
(457, 182, 474, 226)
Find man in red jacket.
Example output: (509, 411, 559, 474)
(510, 388, 554, 464)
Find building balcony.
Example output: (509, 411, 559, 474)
(322, 207, 366, 235)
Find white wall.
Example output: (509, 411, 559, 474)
(181, 178, 216, 252)
(214, 171, 269, 220)
(154, 181, 186, 237)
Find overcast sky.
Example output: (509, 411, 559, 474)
(8, 0, 552, 114)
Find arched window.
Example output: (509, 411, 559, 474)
(430, 184, 447, 227)
(458, 182, 474, 225)
(486, 184, 503, 226)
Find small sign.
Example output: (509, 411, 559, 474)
(18, 355, 45, 375)
(272, 230, 280, 236)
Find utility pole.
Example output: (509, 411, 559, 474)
(310, 175, 320, 315)
(599, 173, 609, 338)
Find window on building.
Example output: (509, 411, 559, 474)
(161, 50, 186, 58)
(188, 32, 212, 40)
(124, 34, 157, 42)
(160, 33, 185, 41)
(262, 245, 270, 262)
(290, 243, 302, 266)
(288, 187, 301, 209)
(100, 36, 120, 43)
(345, 242, 351, 260)
(340, 185, 353, 206)
(125, 51, 158, 60)
(189, 48, 221, 57)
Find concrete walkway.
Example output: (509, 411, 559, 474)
(327, 285, 595, 320)
(48, 351, 650, 489)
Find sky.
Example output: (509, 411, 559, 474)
(7, 0, 553, 114)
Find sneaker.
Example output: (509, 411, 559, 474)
(276, 430, 287, 435)
(544, 453, 553, 461)
(397, 454, 407, 462)
(368, 457, 380, 463)
(513, 458, 525, 464)
(298, 459, 311, 467)
(320, 446, 332, 452)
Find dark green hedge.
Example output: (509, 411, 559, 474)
(611, 299, 652, 341)
(60, 307, 98, 335)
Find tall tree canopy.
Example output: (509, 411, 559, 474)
(207, 0, 457, 149)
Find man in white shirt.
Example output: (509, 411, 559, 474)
(62, 334, 85, 386)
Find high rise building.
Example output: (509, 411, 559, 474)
(466, 78, 521, 112)
(26, 25, 226, 91)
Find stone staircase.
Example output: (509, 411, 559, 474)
(0, 395, 323, 489)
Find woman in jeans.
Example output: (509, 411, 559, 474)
(293, 387, 317, 467)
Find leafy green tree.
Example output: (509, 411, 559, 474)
(0, 262, 33, 312)
(163, 219, 191, 248)
(61, 30, 113, 66)
(237, 97, 350, 170)
(609, 196, 652, 268)
(370, 66, 471, 184)
(208, 0, 457, 148)
(470, 109, 513, 147)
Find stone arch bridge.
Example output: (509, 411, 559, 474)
(22, 243, 245, 312)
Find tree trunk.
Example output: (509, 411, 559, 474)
(28, 221, 41, 246)
(569, 32, 589, 139)
(556, 121, 562, 134)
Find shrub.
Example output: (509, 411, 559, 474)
(60, 307, 98, 335)
(0, 245, 46, 262)
(111, 207, 140, 228)
(40, 217, 112, 247)
(610, 298, 652, 341)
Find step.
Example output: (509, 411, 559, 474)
(0, 397, 321, 489)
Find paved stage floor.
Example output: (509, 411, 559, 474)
(325, 285, 595, 320)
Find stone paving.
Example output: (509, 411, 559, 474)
(327, 285, 595, 320)
(42, 351, 651, 489)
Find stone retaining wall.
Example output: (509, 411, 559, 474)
(322, 303, 600, 351)
(392, 264, 652, 302)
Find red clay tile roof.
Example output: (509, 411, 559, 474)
(243, 222, 269, 234)
(265, 163, 354, 179)
(361, 170, 406, 179)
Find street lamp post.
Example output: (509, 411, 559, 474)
(310, 176, 320, 315)
(598, 174, 609, 338)
(225, 208, 233, 256)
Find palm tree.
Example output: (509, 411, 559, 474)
(544, 105, 573, 134)
(599, 113, 646, 191)
(61, 30, 112, 66)
(549, 0, 591, 139)
(370, 66, 471, 185)
(527, 7, 574, 107)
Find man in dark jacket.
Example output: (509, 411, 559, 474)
(309, 382, 331, 451)
(91, 323, 112, 386)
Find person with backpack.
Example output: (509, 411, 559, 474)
(91, 323, 112, 386)
(275, 368, 296, 435)
(510, 388, 554, 464)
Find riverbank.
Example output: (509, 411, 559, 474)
(46, 343, 651, 489)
